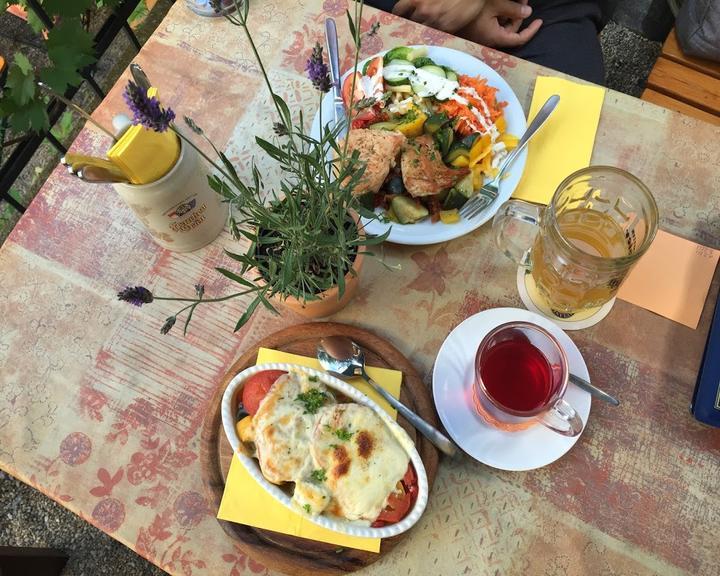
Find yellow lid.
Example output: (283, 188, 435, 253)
(107, 126, 180, 185)
(108, 87, 180, 185)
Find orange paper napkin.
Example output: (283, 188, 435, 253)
(216, 347, 403, 552)
(618, 230, 720, 328)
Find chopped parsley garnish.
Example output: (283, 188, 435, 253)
(296, 388, 327, 414)
(334, 427, 354, 441)
(310, 468, 327, 483)
(303, 504, 311, 513)
(308, 375, 318, 382)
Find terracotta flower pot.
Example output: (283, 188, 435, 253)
(273, 241, 367, 319)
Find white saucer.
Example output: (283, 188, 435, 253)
(432, 307, 592, 471)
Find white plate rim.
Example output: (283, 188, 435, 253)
(432, 307, 592, 471)
(221, 362, 429, 538)
(310, 45, 528, 246)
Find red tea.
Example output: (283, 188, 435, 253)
(479, 339, 553, 412)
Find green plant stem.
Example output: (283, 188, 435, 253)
(231, 0, 300, 157)
(36, 82, 117, 141)
(170, 126, 235, 183)
(153, 290, 254, 305)
(341, 0, 365, 163)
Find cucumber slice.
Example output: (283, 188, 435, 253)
(391, 196, 429, 224)
(442, 188, 468, 210)
(387, 59, 414, 67)
(434, 126, 454, 157)
(409, 75, 436, 98)
(412, 57, 436, 68)
(406, 46, 428, 61)
(424, 113, 450, 135)
(443, 67, 458, 82)
(445, 143, 470, 164)
(419, 65, 446, 78)
(383, 47, 411, 64)
(454, 174, 474, 199)
(383, 62, 415, 83)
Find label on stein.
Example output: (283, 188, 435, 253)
(113, 140, 227, 252)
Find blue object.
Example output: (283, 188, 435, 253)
(691, 289, 720, 427)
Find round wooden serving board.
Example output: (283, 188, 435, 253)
(200, 322, 440, 576)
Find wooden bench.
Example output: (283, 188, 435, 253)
(642, 28, 720, 126)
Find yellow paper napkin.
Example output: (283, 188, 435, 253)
(217, 347, 403, 552)
(512, 76, 605, 205)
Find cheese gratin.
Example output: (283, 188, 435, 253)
(244, 371, 411, 523)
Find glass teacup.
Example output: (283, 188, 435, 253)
(473, 321, 583, 437)
(493, 166, 658, 316)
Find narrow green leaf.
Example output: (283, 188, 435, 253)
(215, 267, 256, 288)
(272, 94, 292, 127)
(234, 296, 262, 332)
(346, 9, 357, 42)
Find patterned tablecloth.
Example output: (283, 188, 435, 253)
(1, 1, 720, 575)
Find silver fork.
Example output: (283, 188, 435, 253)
(460, 94, 560, 220)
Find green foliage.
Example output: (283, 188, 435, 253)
(50, 110, 74, 140)
(1, 0, 135, 132)
(43, 0, 93, 16)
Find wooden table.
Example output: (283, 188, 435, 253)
(1, 1, 720, 575)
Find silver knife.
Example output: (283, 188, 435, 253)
(324, 18, 344, 125)
(569, 373, 620, 406)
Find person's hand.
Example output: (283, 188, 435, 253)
(392, 0, 487, 34)
(459, 0, 542, 48)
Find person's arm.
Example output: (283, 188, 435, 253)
(458, 0, 542, 48)
(392, 0, 488, 34)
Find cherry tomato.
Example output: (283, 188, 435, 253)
(241, 370, 286, 415)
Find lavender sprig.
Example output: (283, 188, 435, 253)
(305, 43, 332, 93)
(117, 286, 154, 306)
(123, 81, 176, 133)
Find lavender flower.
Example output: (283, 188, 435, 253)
(273, 121, 288, 137)
(160, 316, 177, 335)
(184, 116, 204, 135)
(118, 286, 154, 306)
(305, 43, 332, 93)
(123, 80, 176, 133)
(195, 284, 205, 298)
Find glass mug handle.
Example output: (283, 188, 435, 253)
(539, 398, 583, 437)
(492, 200, 544, 268)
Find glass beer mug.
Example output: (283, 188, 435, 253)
(493, 166, 659, 315)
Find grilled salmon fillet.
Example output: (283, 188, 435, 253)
(401, 135, 469, 197)
(344, 129, 406, 195)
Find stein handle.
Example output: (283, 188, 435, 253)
(539, 398, 583, 437)
(492, 199, 544, 268)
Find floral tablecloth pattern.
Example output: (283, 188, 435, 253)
(1, 1, 720, 575)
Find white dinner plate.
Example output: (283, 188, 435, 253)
(310, 46, 527, 245)
(432, 308, 592, 471)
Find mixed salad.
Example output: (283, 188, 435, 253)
(341, 46, 518, 225)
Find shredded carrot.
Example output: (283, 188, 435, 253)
(458, 74, 506, 123)
(437, 101, 478, 137)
